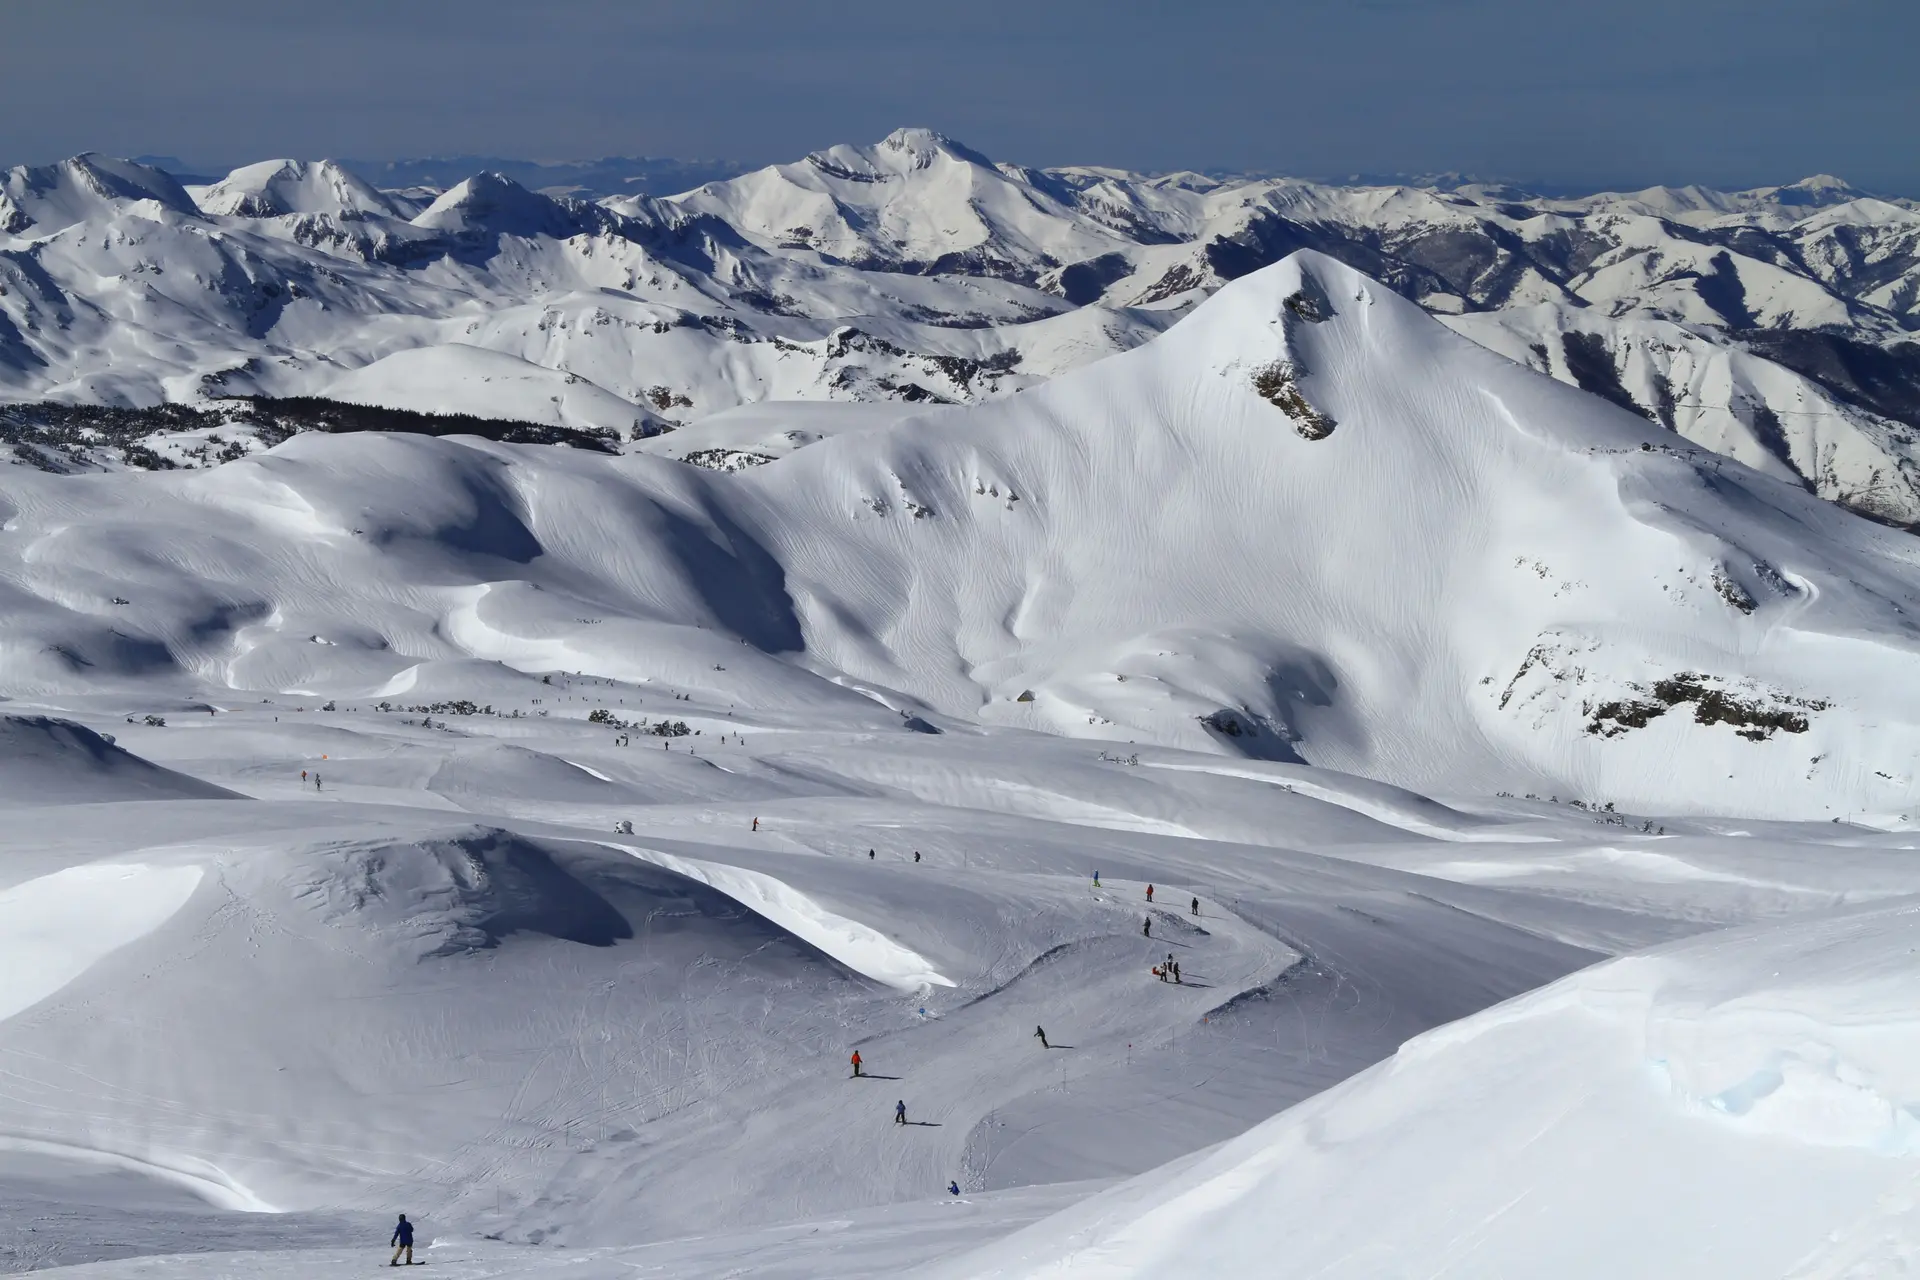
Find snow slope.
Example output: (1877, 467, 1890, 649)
(321, 344, 649, 436)
(0, 714, 240, 804)
(935, 896, 1920, 1279)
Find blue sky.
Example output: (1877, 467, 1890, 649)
(5, 0, 1913, 192)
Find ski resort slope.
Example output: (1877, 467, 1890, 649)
(932, 897, 1920, 1280)
(3, 251, 1920, 1277)
(10, 693, 1920, 1279)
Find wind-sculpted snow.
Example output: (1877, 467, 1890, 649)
(0, 862, 204, 1023)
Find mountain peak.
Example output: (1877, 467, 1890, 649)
(0, 152, 197, 233)
(194, 158, 399, 218)
(410, 171, 581, 237)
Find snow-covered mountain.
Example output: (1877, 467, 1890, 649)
(5, 252, 1917, 821)
(4, 131, 1918, 522)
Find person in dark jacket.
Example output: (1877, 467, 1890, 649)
(1143, 916, 1151, 938)
(1034, 1025, 1049, 1049)
(895, 1099, 908, 1124)
(389, 1213, 415, 1266)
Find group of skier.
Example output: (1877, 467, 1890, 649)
(853, 878, 1205, 1201)
(376, 872, 1208, 1254)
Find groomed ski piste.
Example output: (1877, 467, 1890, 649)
(4, 253, 1920, 1277)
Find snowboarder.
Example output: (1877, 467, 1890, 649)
(913, 850, 921, 863)
(1191, 896, 1199, 916)
(869, 848, 876, 860)
(752, 817, 759, 832)
(949, 1180, 961, 1196)
(1172, 961, 1182, 984)
(850, 1050, 863, 1078)
(1143, 916, 1152, 938)
(1034, 1025, 1048, 1049)
(895, 1099, 908, 1125)
(389, 1213, 415, 1266)
(1146, 884, 1154, 903)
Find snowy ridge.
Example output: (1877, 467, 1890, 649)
(4, 133, 1918, 522)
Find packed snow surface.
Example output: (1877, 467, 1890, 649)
(0, 252, 1916, 1278)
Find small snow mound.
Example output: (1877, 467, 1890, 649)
(0, 716, 240, 805)
(297, 827, 633, 956)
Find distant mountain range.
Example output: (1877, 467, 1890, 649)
(5, 129, 1918, 524)
(133, 153, 761, 198)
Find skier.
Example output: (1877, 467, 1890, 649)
(313, 772, 322, 791)
(869, 848, 876, 861)
(949, 1180, 961, 1196)
(850, 1050, 863, 1078)
(895, 1099, 908, 1125)
(389, 1213, 415, 1266)
(1092, 871, 1101, 888)
(913, 851, 921, 863)
(301, 769, 308, 784)
(752, 817, 759, 832)
(1146, 884, 1154, 903)
(1034, 1025, 1049, 1049)
(1191, 896, 1200, 916)
(1153, 965, 1165, 982)
(1173, 961, 1182, 984)
(1143, 916, 1152, 938)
